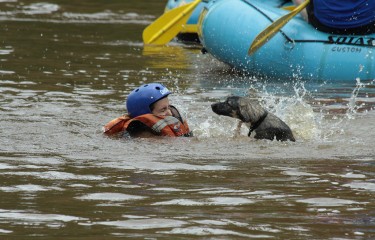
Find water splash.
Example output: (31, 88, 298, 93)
(258, 81, 322, 141)
(346, 78, 372, 118)
(173, 80, 323, 141)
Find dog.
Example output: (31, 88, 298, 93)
(211, 96, 295, 142)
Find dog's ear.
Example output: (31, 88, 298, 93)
(234, 97, 252, 122)
(225, 96, 242, 119)
(237, 97, 267, 123)
(237, 104, 252, 122)
(226, 96, 240, 107)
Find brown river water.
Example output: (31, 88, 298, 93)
(0, 0, 374, 239)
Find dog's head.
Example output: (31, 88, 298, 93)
(211, 96, 242, 119)
(211, 96, 266, 123)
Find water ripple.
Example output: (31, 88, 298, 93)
(0, 184, 63, 192)
(296, 197, 364, 207)
(152, 197, 254, 206)
(0, 4, 154, 25)
(96, 218, 187, 229)
(22, 3, 59, 15)
(3, 171, 106, 180)
(0, 209, 86, 222)
(159, 227, 273, 238)
(76, 192, 145, 201)
(342, 181, 375, 191)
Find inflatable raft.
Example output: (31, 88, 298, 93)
(165, 0, 292, 43)
(165, 0, 206, 43)
(197, 0, 375, 81)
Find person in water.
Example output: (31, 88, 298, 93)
(293, 0, 375, 35)
(103, 83, 192, 138)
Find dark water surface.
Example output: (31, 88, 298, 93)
(0, 0, 374, 239)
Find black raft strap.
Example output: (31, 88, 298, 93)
(248, 111, 268, 137)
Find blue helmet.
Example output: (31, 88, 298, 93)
(126, 83, 171, 117)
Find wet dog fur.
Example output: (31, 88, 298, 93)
(211, 96, 295, 142)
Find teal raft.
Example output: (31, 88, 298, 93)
(198, 0, 375, 82)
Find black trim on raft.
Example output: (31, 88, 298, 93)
(278, 0, 292, 8)
(241, 0, 294, 43)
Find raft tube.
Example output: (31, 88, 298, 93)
(198, 0, 375, 81)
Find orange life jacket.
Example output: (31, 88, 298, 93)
(103, 107, 191, 137)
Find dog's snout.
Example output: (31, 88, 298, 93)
(211, 101, 232, 116)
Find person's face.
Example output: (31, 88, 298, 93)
(151, 97, 172, 117)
